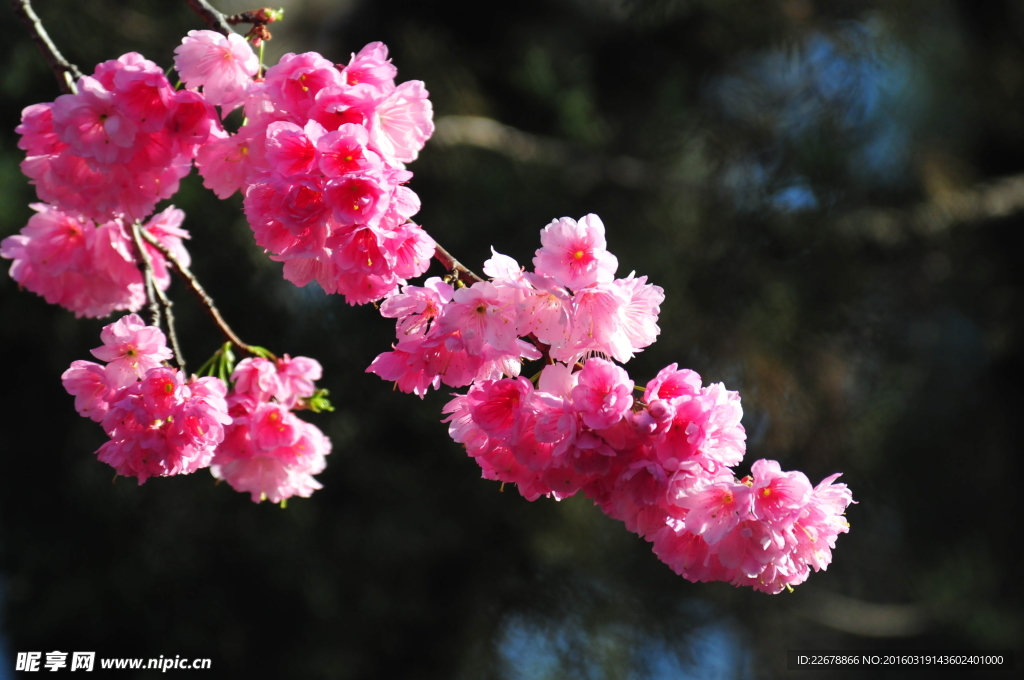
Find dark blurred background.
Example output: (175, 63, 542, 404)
(1, 0, 1023, 677)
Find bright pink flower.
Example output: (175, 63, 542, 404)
(674, 478, 753, 544)
(164, 89, 219, 154)
(275, 355, 322, 408)
(366, 341, 442, 397)
(645, 364, 702, 401)
(469, 377, 534, 438)
(324, 171, 390, 227)
(232, 357, 281, 403)
(262, 52, 345, 118)
(250, 402, 302, 450)
(51, 76, 137, 164)
(98, 371, 230, 482)
(174, 30, 258, 111)
(62, 360, 114, 422)
(90, 313, 173, 387)
(570, 358, 634, 430)
(317, 123, 382, 176)
(140, 206, 191, 288)
(17, 103, 63, 155)
(111, 59, 174, 133)
(750, 459, 812, 525)
(265, 120, 326, 176)
(307, 84, 378, 131)
(0, 204, 148, 318)
(210, 420, 330, 504)
(342, 42, 397, 93)
(533, 214, 618, 291)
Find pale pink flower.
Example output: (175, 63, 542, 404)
(275, 355, 322, 408)
(570, 358, 634, 430)
(380, 277, 453, 338)
(533, 214, 618, 291)
(174, 30, 259, 111)
(516, 273, 573, 348)
(368, 80, 434, 164)
(62, 360, 114, 422)
(615, 273, 664, 354)
(436, 281, 519, 356)
(195, 132, 258, 198)
(557, 281, 632, 363)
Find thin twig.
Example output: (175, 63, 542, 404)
(130, 222, 163, 330)
(183, 0, 235, 36)
(9, 0, 83, 94)
(138, 227, 268, 358)
(131, 223, 187, 372)
(154, 284, 186, 374)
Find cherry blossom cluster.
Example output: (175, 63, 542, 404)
(367, 214, 663, 394)
(6, 32, 433, 316)
(191, 39, 436, 304)
(62, 314, 230, 482)
(1, 205, 190, 318)
(211, 355, 331, 503)
(370, 214, 853, 593)
(5, 43, 226, 317)
(61, 314, 331, 503)
(18, 52, 221, 222)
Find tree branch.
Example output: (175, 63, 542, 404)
(9, 0, 83, 95)
(183, 0, 236, 36)
(138, 227, 269, 359)
(433, 242, 485, 285)
(130, 223, 186, 372)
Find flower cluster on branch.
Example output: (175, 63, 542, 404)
(4, 1, 853, 592)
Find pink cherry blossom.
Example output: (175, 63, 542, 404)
(98, 370, 230, 483)
(62, 360, 115, 422)
(174, 30, 259, 111)
(52, 76, 137, 164)
(570, 358, 634, 430)
(750, 459, 812, 524)
(368, 80, 434, 164)
(533, 214, 618, 291)
(342, 42, 397, 93)
(435, 281, 518, 356)
(90, 313, 173, 387)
